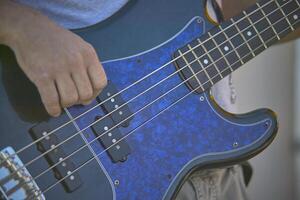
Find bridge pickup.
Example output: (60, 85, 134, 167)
(30, 121, 82, 193)
(173, 46, 209, 94)
(97, 81, 133, 127)
(0, 147, 45, 200)
(92, 116, 131, 163)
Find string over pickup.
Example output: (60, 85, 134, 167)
(92, 116, 131, 163)
(30, 117, 83, 193)
(96, 81, 133, 127)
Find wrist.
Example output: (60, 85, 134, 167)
(0, 1, 20, 46)
(0, 0, 43, 48)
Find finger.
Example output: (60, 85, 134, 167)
(83, 46, 107, 94)
(56, 75, 79, 107)
(87, 63, 107, 96)
(72, 69, 94, 105)
(36, 80, 61, 117)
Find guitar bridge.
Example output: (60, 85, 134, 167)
(0, 147, 45, 200)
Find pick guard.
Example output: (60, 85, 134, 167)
(66, 17, 276, 200)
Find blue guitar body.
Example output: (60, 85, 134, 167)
(0, 0, 278, 199)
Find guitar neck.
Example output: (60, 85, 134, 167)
(175, 0, 300, 93)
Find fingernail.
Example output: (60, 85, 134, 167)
(82, 100, 93, 105)
(51, 110, 61, 117)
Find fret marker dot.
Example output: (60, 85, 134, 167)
(114, 104, 119, 109)
(111, 98, 115, 102)
(247, 31, 252, 37)
(293, 14, 298, 20)
(116, 145, 121, 150)
(112, 139, 117, 143)
(119, 111, 123, 115)
(108, 132, 112, 137)
(203, 59, 209, 64)
(104, 126, 108, 131)
(224, 46, 229, 52)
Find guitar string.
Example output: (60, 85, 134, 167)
(34, 1, 295, 181)
(1, 0, 285, 172)
(22, 0, 294, 173)
(1, 0, 294, 190)
(35, 19, 300, 199)
(0, 0, 278, 165)
(27, 13, 300, 199)
(4, 2, 296, 196)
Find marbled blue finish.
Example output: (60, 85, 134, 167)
(0, 1, 278, 199)
(67, 17, 276, 200)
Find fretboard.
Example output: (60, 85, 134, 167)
(175, 0, 300, 93)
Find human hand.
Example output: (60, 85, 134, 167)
(0, 1, 107, 117)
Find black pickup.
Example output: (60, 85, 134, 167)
(92, 81, 132, 163)
(92, 115, 131, 163)
(96, 81, 133, 127)
(30, 118, 82, 193)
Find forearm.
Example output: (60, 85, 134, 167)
(0, 0, 107, 116)
(0, 0, 44, 47)
(0, 0, 21, 46)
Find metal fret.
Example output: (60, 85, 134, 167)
(219, 26, 245, 65)
(256, 2, 281, 40)
(198, 39, 224, 79)
(274, 0, 295, 31)
(178, 49, 205, 91)
(292, 1, 300, 29)
(285, 1, 300, 29)
(186, 45, 214, 86)
(243, 11, 268, 49)
(207, 32, 233, 72)
(230, 18, 256, 57)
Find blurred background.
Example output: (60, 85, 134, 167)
(231, 39, 299, 199)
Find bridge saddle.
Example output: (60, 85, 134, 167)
(0, 147, 45, 200)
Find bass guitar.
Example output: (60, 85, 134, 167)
(0, 0, 298, 199)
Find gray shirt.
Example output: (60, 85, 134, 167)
(15, 0, 129, 29)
